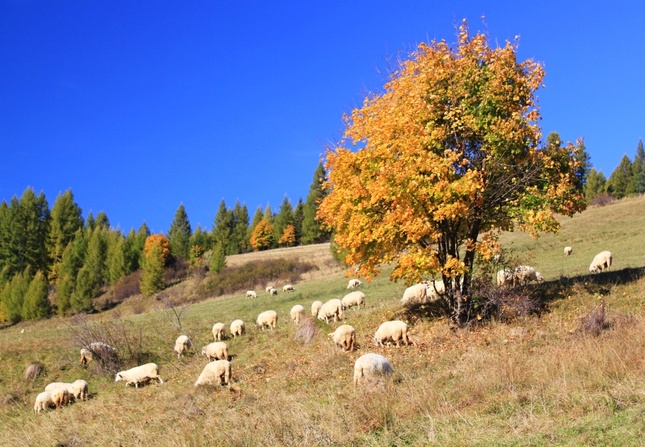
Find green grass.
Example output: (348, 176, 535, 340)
(2, 197, 645, 446)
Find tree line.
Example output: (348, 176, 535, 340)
(0, 163, 330, 323)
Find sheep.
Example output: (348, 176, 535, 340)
(34, 391, 56, 413)
(589, 250, 613, 273)
(268, 287, 278, 296)
(283, 284, 295, 292)
(496, 269, 514, 286)
(201, 342, 229, 361)
(353, 353, 394, 386)
(317, 298, 344, 324)
(400, 283, 428, 306)
(195, 360, 231, 388)
(256, 310, 278, 330)
(246, 290, 257, 299)
(265, 285, 275, 293)
(311, 300, 323, 317)
(79, 341, 117, 366)
(173, 335, 192, 359)
(374, 320, 413, 347)
(347, 278, 362, 289)
(70, 379, 89, 401)
(342, 291, 365, 311)
(290, 304, 306, 325)
(115, 363, 163, 388)
(230, 319, 245, 337)
(329, 324, 356, 351)
(564, 246, 573, 256)
(212, 322, 226, 341)
(43, 383, 74, 406)
(513, 265, 544, 285)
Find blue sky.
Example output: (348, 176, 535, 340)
(1, 1, 643, 234)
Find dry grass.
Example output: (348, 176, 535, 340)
(2, 198, 645, 445)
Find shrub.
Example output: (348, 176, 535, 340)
(469, 276, 541, 323)
(591, 193, 613, 207)
(580, 299, 609, 336)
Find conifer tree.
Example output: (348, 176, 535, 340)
(210, 242, 227, 274)
(85, 211, 95, 232)
(302, 162, 331, 244)
(168, 203, 192, 260)
(84, 227, 108, 297)
(629, 140, 645, 195)
(189, 225, 210, 267)
(250, 206, 264, 235)
(2, 268, 32, 323)
(128, 222, 150, 270)
(231, 201, 250, 254)
(607, 154, 633, 199)
(584, 169, 607, 203)
(56, 229, 87, 315)
(107, 232, 128, 285)
(48, 190, 83, 282)
(22, 270, 50, 320)
(213, 200, 234, 255)
(274, 196, 294, 246)
(71, 265, 94, 312)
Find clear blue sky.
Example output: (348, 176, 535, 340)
(1, 1, 642, 234)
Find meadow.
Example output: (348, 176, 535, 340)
(1, 197, 645, 446)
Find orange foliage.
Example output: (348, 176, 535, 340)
(144, 234, 171, 265)
(278, 225, 296, 247)
(250, 218, 273, 251)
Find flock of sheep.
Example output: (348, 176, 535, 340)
(34, 248, 614, 413)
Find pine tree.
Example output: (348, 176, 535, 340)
(250, 206, 264, 235)
(2, 268, 32, 323)
(84, 227, 108, 297)
(231, 201, 250, 254)
(71, 265, 94, 312)
(274, 196, 294, 246)
(48, 190, 83, 282)
(140, 241, 165, 296)
(293, 199, 304, 245)
(168, 203, 192, 260)
(584, 168, 607, 203)
(606, 154, 633, 199)
(213, 200, 234, 255)
(22, 270, 50, 320)
(85, 211, 95, 232)
(0, 201, 14, 277)
(107, 232, 128, 285)
(210, 242, 227, 274)
(629, 140, 645, 195)
(128, 222, 150, 270)
(56, 229, 87, 315)
(189, 225, 210, 267)
(302, 162, 331, 244)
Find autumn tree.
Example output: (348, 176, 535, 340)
(278, 224, 296, 247)
(250, 218, 273, 251)
(318, 20, 586, 324)
(140, 234, 170, 296)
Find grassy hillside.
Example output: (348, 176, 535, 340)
(1, 197, 645, 446)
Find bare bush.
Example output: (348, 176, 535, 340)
(590, 193, 613, 207)
(469, 276, 541, 323)
(24, 362, 44, 382)
(581, 299, 609, 336)
(154, 291, 192, 333)
(294, 317, 318, 344)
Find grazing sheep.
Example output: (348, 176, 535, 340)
(317, 298, 344, 324)
(283, 284, 295, 292)
(374, 320, 413, 347)
(195, 360, 231, 388)
(564, 246, 573, 256)
(342, 291, 366, 310)
(230, 319, 245, 337)
(589, 250, 613, 273)
(44, 383, 74, 405)
(246, 290, 257, 299)
(265, 285, 275, 293)
(173, 335, 192, 359)
(79, 341, 117, 366)
(256, 310, 278, 330)
(347, 278, 362, 289)
(513, 265, 544, 285)
(353, 353, 394, 386)
(496, 269, 514, 286)
(34, 391, 56, 413)
(268, 287, 278, 296)
(329, 324, 356, 351)
(400, 283, 429, 306)
(290, 305, 306, 325)
(201, 342, 229, 361)
(70, 379, 89, 401)
(212, 322, 226, 341)
(311, 300, 323, 317)
(115, 363, 163, 388)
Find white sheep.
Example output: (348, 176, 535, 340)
(496, 269, 514, 286)
(564, 246, 573, 256)
(201, 342, 229, 361)
(347, 278, 362, 289)
(246, 290, 257, 299)
(79, 341, 117, 366)
(195, 360, 231, 387)
(34, 391, 57, 413)
(70, 379, 89, 401)
(173, 335, 192, 359)
(43, 383, 74, 405)
(265, 285, 275, 293)
(256, 310, 278, 330)
(115, 363, 163, 388)
(400, 283, 428, 306)
(589, 250, 613, 273)
(290, 304, 306, 325)
(230, 319, 245, 337)
(329, 324, 356, 351)
(513, 265, 544, 285)
(342, 291, 365, 311)
(353, 353, 394, 386)
(283, 284, 295, 292)
(311, 300, 323, 317)
(268, 287, 278, 296)
(212, 322, 226, 341)
(374, 320, 413, 347)
(317, 298, 344, 323)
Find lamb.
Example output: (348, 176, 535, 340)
(589, 250, 613, 273)
(174, 335, 192, 359)
(311, 300, 323, 317)
(230, 319, 245, 337)
(347, 278, 362, 289)
(195, 360, 231, 388)
(374, 320, 413, 347)
(79, 341, 117, 365)
(246, 290, 257, 299)
(201, 342, 229, 361)
(290, 304, 306, 325)
(353, 353, 394, 386)
(33, 390, 65, 413)
(400, 283, 428, 306)
(115, 363, 163, 388)
(268, 287, 278, 296)
(496, 269, 514, 286)
(212, 322, 226, 341)
(342, 291, 365, 310)
(564, 246, 573, 256)
(283, 284, 295, 292)
(317, 298, 344, 323)
(513, 265, 544, 285)
(256, 310, 278, 330)
(329, 324, 356, 351)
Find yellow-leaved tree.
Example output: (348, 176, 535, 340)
(318, 20, 586, 324)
